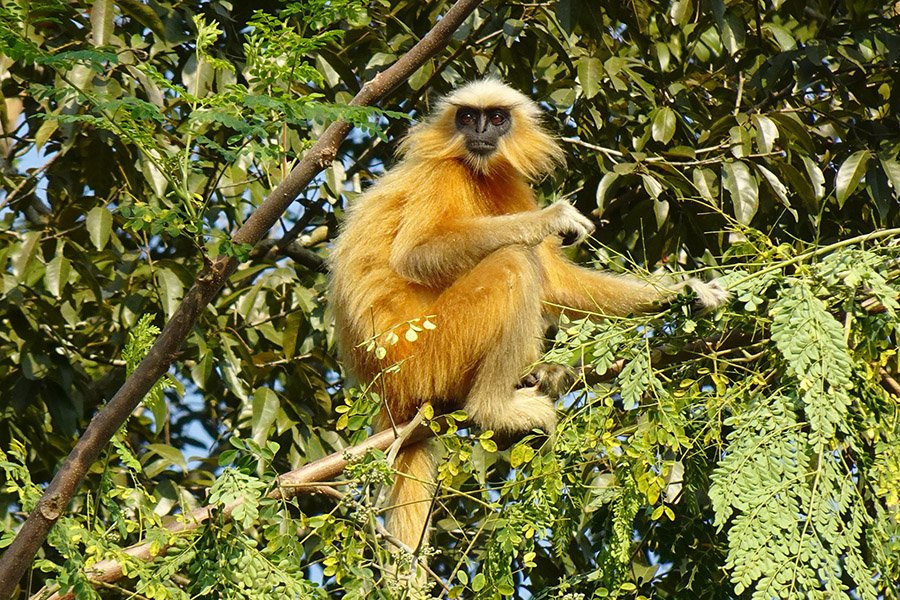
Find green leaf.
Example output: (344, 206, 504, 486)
(144, 443, 187, 472)
(762, 23, 796, 51)
(251, 387, 280, 446)
(692, 168, 718, 204)
(800, 155, 825, 201)
(282, 311, 303, 360)
(595, 172, 619, 216)
(669, 0, 692, 25)
(479, 438, 498, 453)
(619, 350, 651, 410)
(44, 254, 71, 298)
(718, 12, 745, 55)
(578, 57, 603, 99)
(86, 206, 113, 250)
(421, 404, 434, 420)
(641, 173, 664, 199)
(653, 198, 670, 228)
(752, 115, 778, 153)
(144, 390, 168, 433)
(756, 164, 795, 219)
(90, 0, 115, 46)
(500, 18, 525, 48)
(408, 61, 433, 91)
(156, 267, 184, 319)
(34, 119, 58, 150)
(835, 150, 871, 208)
(472, 573, 486, 592)
(509, 444, 535, 468)
(651, 107, 676, 144)
(879, 156, 900, 198)
(722, 161, 759, 225)
(12, 231, 41, 279)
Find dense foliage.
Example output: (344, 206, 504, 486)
(1, 0, 899, 598)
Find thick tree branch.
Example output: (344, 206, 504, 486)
(37, 418, 437, 600)
(32, 331, 768, 598)
(32, 296, 900, 598)
(0, 1, 483, 595)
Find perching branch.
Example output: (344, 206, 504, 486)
(37, 418, 437, 600)
(31, 293, 900, 598)
(31, 332, 767, 599)
(0, 1, 483, 595)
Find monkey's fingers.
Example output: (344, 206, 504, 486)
(680, 278, 731, 310)
(519, 363, 576, 398)
(548, 201, 595, 245)
(560, 230, 582, 247)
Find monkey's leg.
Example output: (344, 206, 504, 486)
(383, 246, 555, 435)
(382, 247, 549, 552)
(434, 247, 557, 437)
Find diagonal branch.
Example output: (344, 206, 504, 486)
(37, 418, 437, 600)
(32, 296, 900, 599)
(0, 1, 483, 596)
(31, 330, 765, 599)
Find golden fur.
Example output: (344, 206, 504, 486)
(328, 79, 726, 553)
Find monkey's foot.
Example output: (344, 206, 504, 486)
(467, 387, 557, 436)
(519, 363, 576, 398)
(680, 277, 731, 310)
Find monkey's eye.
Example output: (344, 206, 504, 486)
(458, 109, 476, 126)
(488, 111, 507, 126)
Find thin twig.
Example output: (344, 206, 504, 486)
(0, 1, 485, 595)
(37, 418, 437, 600)
(880, 368, 900, 396)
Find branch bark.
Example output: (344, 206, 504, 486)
(37, 418, 437, 600)
(32, 329, 767, 598)
(39, 313, 900, 599)
(0, 1, 483, 596)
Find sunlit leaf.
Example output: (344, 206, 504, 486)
(669, 0, 692, 26)
(641, 173, 664, 199)
(800, 155, 825, 201)
(578, 57, 603, 99)
(756, 164, 794, 220)
(44, 254, 71, 298)
(595, 171, 619, 216)
(752, 115, 778, 153)
(879, 156, 900, 198)
(154, 268, 183, 320)
(653, 198, 670, 228)
(251, 387, 279, 446)
(722, 161, 759, 225)
(651, 107, 676, 144)
(86, 205, 113, 250)
(835, 150, 871, 208)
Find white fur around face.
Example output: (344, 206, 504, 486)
(443, 78, 534, 111)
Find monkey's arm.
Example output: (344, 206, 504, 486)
(390, 201, 592, 286)
(539, 242, 728, 317)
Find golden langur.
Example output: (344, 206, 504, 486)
(328, 79, 727, 553)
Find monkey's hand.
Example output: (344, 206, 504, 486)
(519, 363, 576, 398)
(543, 201, 595, 246)
(677, 277, 730, 310)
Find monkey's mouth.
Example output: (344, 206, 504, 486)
(466, 141, 497, 156)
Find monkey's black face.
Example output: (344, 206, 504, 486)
(455, 107, 511, 156)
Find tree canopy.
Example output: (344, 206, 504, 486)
(1, 0, 899, 599)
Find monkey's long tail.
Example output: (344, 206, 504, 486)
(385, 440, 437, 552)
